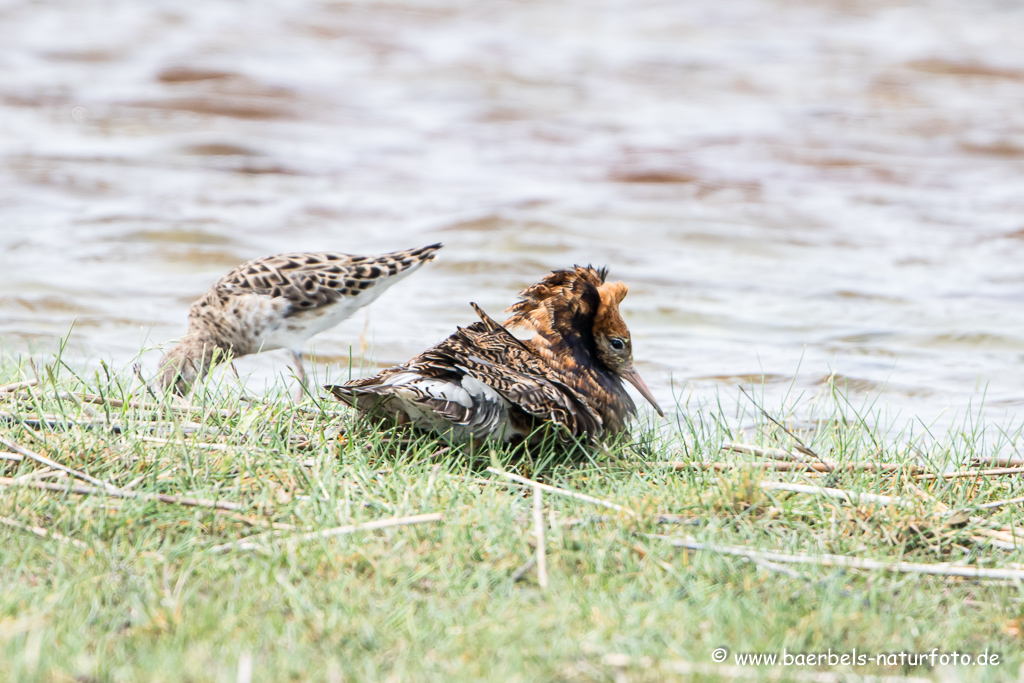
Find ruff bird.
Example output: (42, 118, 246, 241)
(160, 243, 442, 395)
(327, 265, 663, 445)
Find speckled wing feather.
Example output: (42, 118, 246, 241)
(503, 265, 606, 356)
(437, 305, 603, 438)
(329, 304, 603, 443)
(211, 243, 442, 316)
(160, 242, 442, 394)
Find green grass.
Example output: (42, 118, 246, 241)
(1, 348, 1023, 682)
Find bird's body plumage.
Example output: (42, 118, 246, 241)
(328, 266, 663, 445)
(160, 243, 441, 394)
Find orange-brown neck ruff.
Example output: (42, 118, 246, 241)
(504, 266, 637, 433)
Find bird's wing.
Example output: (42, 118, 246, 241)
(442, 344, 603, 441)
(329, 306, 603, 441)
(212, 243, 442, 315)
(459, 304, 604, 438)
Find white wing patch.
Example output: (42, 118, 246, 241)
(382, 373, 474, 409)
(355, 371, 517, 443)
(459, 375, 499, 399)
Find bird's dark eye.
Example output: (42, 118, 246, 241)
(610, 338, 625, 351)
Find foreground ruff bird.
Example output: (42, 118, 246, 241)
(328, 265, 664, 445)
(160, 243, 442, 395)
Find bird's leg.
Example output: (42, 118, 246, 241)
(290, 350, 307, 402)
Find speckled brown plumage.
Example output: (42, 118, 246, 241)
(160, 243, 442, 394)
(327, 265, 663, 445)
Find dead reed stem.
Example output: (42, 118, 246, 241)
(486, 467, 634, 517)
(0, 476, 245, 511)
(733, 391, 837, 473)
(649, 534, 1024, 580)
(759, 481, 911, 508)
(972, 455, 1024, 468)
(0, 514, 88, 549)
(209, 512, 443, 553)
(410, 446, 450, 467)
(13, 466, 57, 484)
(0, 379, 40, 394)
(533, 485, 548, 590)
(723, 442, 807, 462)
(976, 495, 1024, 511)
(0, 613, 48, 641)
(140, 436, 230, 451)
(236, 651, 253, 683)
(914, 466, 1024, 480)
(906, 482, 1022, 548)
(0, 436, 121, 493)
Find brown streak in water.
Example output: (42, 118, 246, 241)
(141, 74, 307, 120)
(867, 74, 924, 107)
(440, 216, 506, 233)
(609, 168, 698, 184)
(906, 59, 1024, 80)
(476, 107, 532, 123)
(926, 333, 1022, 350)
(113, 229, 237, 246)
(2, 93, 71, 108)
(233, 163, 300, 175)
(157, 67, 237, 83)
(442, 259, 551, 276)
(43, 49, 114, 62)
(0, 297, 99, 315)
(959, 140, 1024, 157)
(818, 374, 887, 395)
(179, 143, 261, 157)
(833, 290, 907, 304)
(153, 248, 250, 269)
(692, 373, 792, 385)
(822, 345, 899, 359)
(130, 97, 298, 120)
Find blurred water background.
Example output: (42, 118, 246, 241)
(2, 0, 1023, 437)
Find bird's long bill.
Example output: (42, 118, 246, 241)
(622, 367, 665, 417)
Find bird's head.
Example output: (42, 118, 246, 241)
(505, 266, 664, 418)
(591, 278, 664, 417)
(159, 339, 220, 396)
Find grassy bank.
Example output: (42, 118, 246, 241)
(1, 351, 1022, 682)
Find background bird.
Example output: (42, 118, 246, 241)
(328, 265, 663, 446)
(160, 243, 442, 395)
